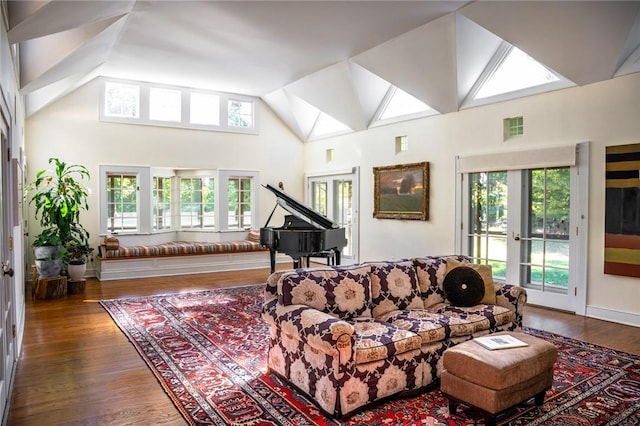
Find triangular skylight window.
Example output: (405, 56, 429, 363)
(475, 46, 560, 99)
(380, 87, 432, 120)
(310, 112, 351, 139)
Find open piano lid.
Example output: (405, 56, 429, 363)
(262, 184, 340, 230)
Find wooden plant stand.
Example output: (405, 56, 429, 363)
(32, 275, 67, 300)
(67, 280, 86, 295)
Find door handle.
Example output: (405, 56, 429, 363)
(1, 262, 14, 277)
(513, 233, 521, 241)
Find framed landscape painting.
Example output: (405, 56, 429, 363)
(373, 161, 429, 220)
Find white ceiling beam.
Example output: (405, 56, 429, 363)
(285, 90, 320, 142)
(20, 15, 127, 93)
(8, 0, 134, 43)
(24, 66, 102, 117)
(455, 14, 502, 108)
(351, 13, 458, 114)
(615, 8, 640, 76)
(616, 44, 640, 78)
(262, 89, 306, 142)
(348, 61, 391, 128)
(460, 1, 640, 85)
(285, 61, 366, 132)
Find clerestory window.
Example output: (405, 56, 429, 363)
(104, 82, 139, 119)
(100, 78, 257, 134)
(228, 99, 254, 128)
(149, 87, 181, 122)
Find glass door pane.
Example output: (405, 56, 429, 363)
(334, 180, 353, 258)
(462, 156, 582, 314)
(468, 171, 508, 278)
(307, 172, 359, 264)
(310, 182, 327, 216)
(520, 168, 570, 294)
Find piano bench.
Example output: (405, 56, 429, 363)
(306, 250, 336, 267)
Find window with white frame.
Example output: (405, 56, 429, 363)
(180, 177, 215, 229)
(100, 165, 151, 235)
(153, 176, 172, 231)
(100, 78, 257, 134)
(105, 173, 138, 233)
(190, 92, 220, 126)
(149, 87, 181, 122)
(104, 81, 140, 119)
(228, 99, 254, 128)
(100, 166, 258, 235)
(228, 177, 252, 229)
(379, 87, 432, 120)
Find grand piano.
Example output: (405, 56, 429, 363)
(260, 183, 347, 273)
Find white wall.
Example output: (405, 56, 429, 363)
(25, 78, 304, 269)
(303, 73, 640, 326)
(25, 73, 640, 327)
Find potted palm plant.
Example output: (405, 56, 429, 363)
(28, 158, 91, 278)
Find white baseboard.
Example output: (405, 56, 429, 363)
(95, 251, 291, 281)
(585, 305, 640, 328)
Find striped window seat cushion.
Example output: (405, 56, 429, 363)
(101, 239, 265, 259)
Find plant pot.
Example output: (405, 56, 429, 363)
(67, 263, 87, 282)
(35, 259, 63, 278)
(34, 245, 61, 261)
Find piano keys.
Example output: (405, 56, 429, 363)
(260, 183, 346, 272)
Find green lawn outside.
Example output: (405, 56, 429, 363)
(479, 236, 570, 287)
(379, 189, 423, 213)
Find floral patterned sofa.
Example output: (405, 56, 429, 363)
(261, 255, 527, 418)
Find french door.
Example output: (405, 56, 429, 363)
(0, 118, 15, 418)
(307, 169, 359, 264)
(458, 144, 588, 313)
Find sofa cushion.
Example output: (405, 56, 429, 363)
(279, 265, 373, 319)
(413, 255, 469, 308)
(432, 304, 515, 333)
(378, 310, 474, 343)
(443, 266, 485, 307)
(446, 258, 497, 305)
(366, 261, 423, 318)
(352, 319, 422, 364)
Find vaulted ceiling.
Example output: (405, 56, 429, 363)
(8, 1, 640, 141)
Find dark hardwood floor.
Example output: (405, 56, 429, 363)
(6, 268, 639, 425)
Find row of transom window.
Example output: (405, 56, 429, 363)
(100, 79, 258, 134)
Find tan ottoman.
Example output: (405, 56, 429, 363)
(441, 332, 557, 426)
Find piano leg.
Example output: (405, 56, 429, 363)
(306, 250, 336, 267)
(292, 257, 302, 269)
(334, 249, 341, 266)
(269, 249, 276, 273)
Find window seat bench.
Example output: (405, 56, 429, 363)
(99, 240, 265, 259)
(96, 232, 273, 281)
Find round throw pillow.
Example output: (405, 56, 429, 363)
(443, 266, 485, 307)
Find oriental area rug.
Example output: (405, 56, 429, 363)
(101, 284, 640, 425)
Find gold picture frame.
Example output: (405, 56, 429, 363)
(373, 161, 429, 220)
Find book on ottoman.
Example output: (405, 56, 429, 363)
(474, 334, 529, 350)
